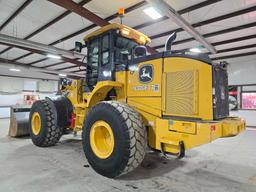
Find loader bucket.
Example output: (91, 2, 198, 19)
(8, 107, 30, 137)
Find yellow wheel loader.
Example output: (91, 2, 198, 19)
(29, 23, 245, 178)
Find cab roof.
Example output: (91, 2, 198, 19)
(83, 23, 151, 45)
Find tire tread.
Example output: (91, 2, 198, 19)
(103, 101, 147, 175)
(30, 100, 62, 147)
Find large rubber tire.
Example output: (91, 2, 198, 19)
(29, 100, 63, 147)
(82, 101, 147, 178)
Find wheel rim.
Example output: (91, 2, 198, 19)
(90, 120, 115, 159)
(31, 112, 41, 135)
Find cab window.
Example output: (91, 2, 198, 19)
(102, 34, 110, 65)
(114, 36, 138, 64)
(88, 38, 99, 71)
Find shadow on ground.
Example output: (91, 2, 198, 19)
(54, 138, 189, 180)
(6, 136, 190, 180)
(120, 151, 187, 180)
(0, 135, 30, 143)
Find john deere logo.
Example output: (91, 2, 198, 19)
(139, 64, 153, 83)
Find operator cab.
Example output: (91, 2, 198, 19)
(75, 23, 211, 92)
(75, 23, 150, 92)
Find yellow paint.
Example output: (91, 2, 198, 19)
(153, 117, 245, 154)
(129, 109, 158, 149)
(127, 59, 162, 97)
(31, 112, 41, 135)
(62, 58, 245, 156)
(60, 24, 245, 156)
(65, 80, 82, 105)
(85, 81, 123, 107)
(90, 120, 115, 159)
(73, 106, 87, 132)
(83, 23, 151, 45)
(169, 121, 196, 134)
(66, 81, 123, 131)
(128, 97, 162, 117)
(222, 117, 246, 137)
(163, 57, 213, 120)
(115, 71, 127, 100)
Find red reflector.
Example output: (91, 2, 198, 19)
(229, 91, 237, 96)
(71, 112, 75, 128)
(211, 125, 216, 131)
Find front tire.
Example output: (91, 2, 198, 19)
(29, 100, 63, 147)
(82, 101, 147, 178)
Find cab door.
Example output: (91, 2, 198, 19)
(86, 37, 100, 90)
(98, 33, 114, 81)
(86, 33, 114, 91)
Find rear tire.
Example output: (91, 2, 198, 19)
(29, 100, 63, 147)
(82, 101, 147, 178)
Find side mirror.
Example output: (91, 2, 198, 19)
(165, 32, 177, 52)
(75, 41, 82, 53)
(134, 46, 147, 57)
